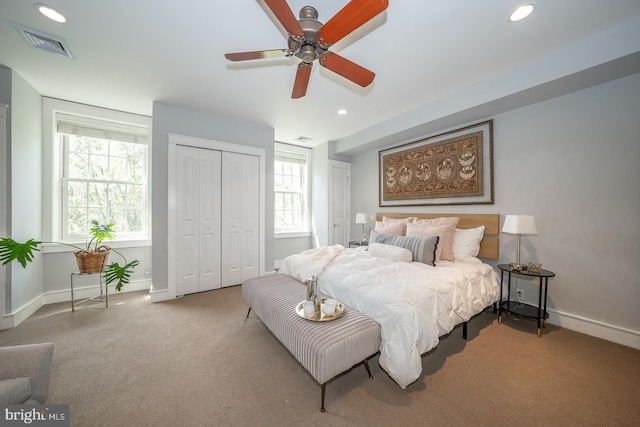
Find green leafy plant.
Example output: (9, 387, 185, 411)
(86, 220, 116, 252)
(0, 221, 139, 291)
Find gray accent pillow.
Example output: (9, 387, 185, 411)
(369, 230, 439, 266)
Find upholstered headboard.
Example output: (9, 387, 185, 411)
(375, 213, 500, 260)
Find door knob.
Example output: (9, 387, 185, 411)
(332, 223, 337, 227)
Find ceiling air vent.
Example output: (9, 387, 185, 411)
(11, 22, 74, 59)
(295, 136, 313, 143)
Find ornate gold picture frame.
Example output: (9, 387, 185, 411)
(379, 120, 494, 206)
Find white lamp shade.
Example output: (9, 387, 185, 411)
(355, 213, 368, 225)
(502, 215, 537, 235)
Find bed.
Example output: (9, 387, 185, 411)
(278, 213, 500, 389)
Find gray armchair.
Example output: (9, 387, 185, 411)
(0, 343, 54, 404)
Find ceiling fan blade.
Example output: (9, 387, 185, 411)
(320, 53, 375, 87)
(318, 0, 389, 46)
(225, 49, 291, 61)
(264, 0, 304, 38)
(292, 62, 312, 99)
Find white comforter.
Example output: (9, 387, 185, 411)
(280, 245, 499, 389)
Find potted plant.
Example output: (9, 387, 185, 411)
(0, 220, 139, 291)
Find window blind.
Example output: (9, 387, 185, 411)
(275, 151, 306, 165)
(56, 113, 149, 144)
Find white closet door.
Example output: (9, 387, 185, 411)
(221, 152, 242, 286)
(221, 152, 260, 286)
(176, 145, 201, 295)
(175, 146, 221, 295)
(199, 148, 222, 291)
(241, 154, 260, 281)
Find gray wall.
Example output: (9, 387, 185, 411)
(311, 143, 330, 248)
(151, 102, 275, 293)
(274, 237, 312, 267)
(0, 66, 9, 317)
(0, 68, 43, 314)
(350, 72, 640, 340)
(42, 246, 151, 294)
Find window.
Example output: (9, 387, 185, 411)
(62, 134, 147, 238)
(274, 145, 310, 235)
(43, 98, 151, 245)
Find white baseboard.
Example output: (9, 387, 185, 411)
(5, 277, 638, 351)
(1, 279, 152, 330)
(1, 294, 45, 330)
(43, 279, 151, 305)
(149, 287, 170, 302)
(548, 308, 640, 350)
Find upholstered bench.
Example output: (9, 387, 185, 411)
(242, 274, 381, 412)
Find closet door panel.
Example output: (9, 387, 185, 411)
(222, 152, 242, 286)
(176, 146, 201, 296)
(241, 154, 260, 281)
(199, 149, 222, 291)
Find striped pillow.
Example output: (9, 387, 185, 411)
(369, 230, 439, 266)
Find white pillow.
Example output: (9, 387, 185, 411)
(367, 242, 413, 263)
(452, 226, 485, 261)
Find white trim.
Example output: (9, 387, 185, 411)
(1, 294, 44, 330)
(274, 143, 311, 235)
(167, 142, 177, 300)
(149, 286, 170, 302)
(1, 279, 152, 330)
(275, 231, 311, 239)
(548, 308, 640, 350)
(167, 133, 266, 300)
(41, 239, 152, 253)
(328, 160, 351, 246)
(42, 97, 153, 245)
(169, 133, 265, 157)
(43, 278, 151, 305)
(0, 103, 8, 328)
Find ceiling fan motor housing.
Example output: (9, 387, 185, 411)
(287, 6, 327, 64)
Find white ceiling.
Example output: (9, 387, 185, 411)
(1, 1, 640, 155)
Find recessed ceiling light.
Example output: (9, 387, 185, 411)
(509, 3, 534, 22)
(337, 109, 348, 115)
(35, 4, 66, 23)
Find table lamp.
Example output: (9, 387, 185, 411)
(355, 213, 368, 243)
(502, 215, 537, 271)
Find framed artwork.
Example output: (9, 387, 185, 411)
(379, 120, 493, 206)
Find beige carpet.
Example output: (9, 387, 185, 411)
(1, 286, 639, 427)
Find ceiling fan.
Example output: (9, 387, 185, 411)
(224, 0, 389, 98)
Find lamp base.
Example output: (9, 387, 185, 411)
(509, 263, 528, 272)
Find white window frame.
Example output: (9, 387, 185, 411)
(42, 98, 152, 252)
(274, 143, 311, 238)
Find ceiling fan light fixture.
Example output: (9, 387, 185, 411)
(35, 4, 66, 23)
(299, 45, 317, 63)
(509, 3, 534, 22)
